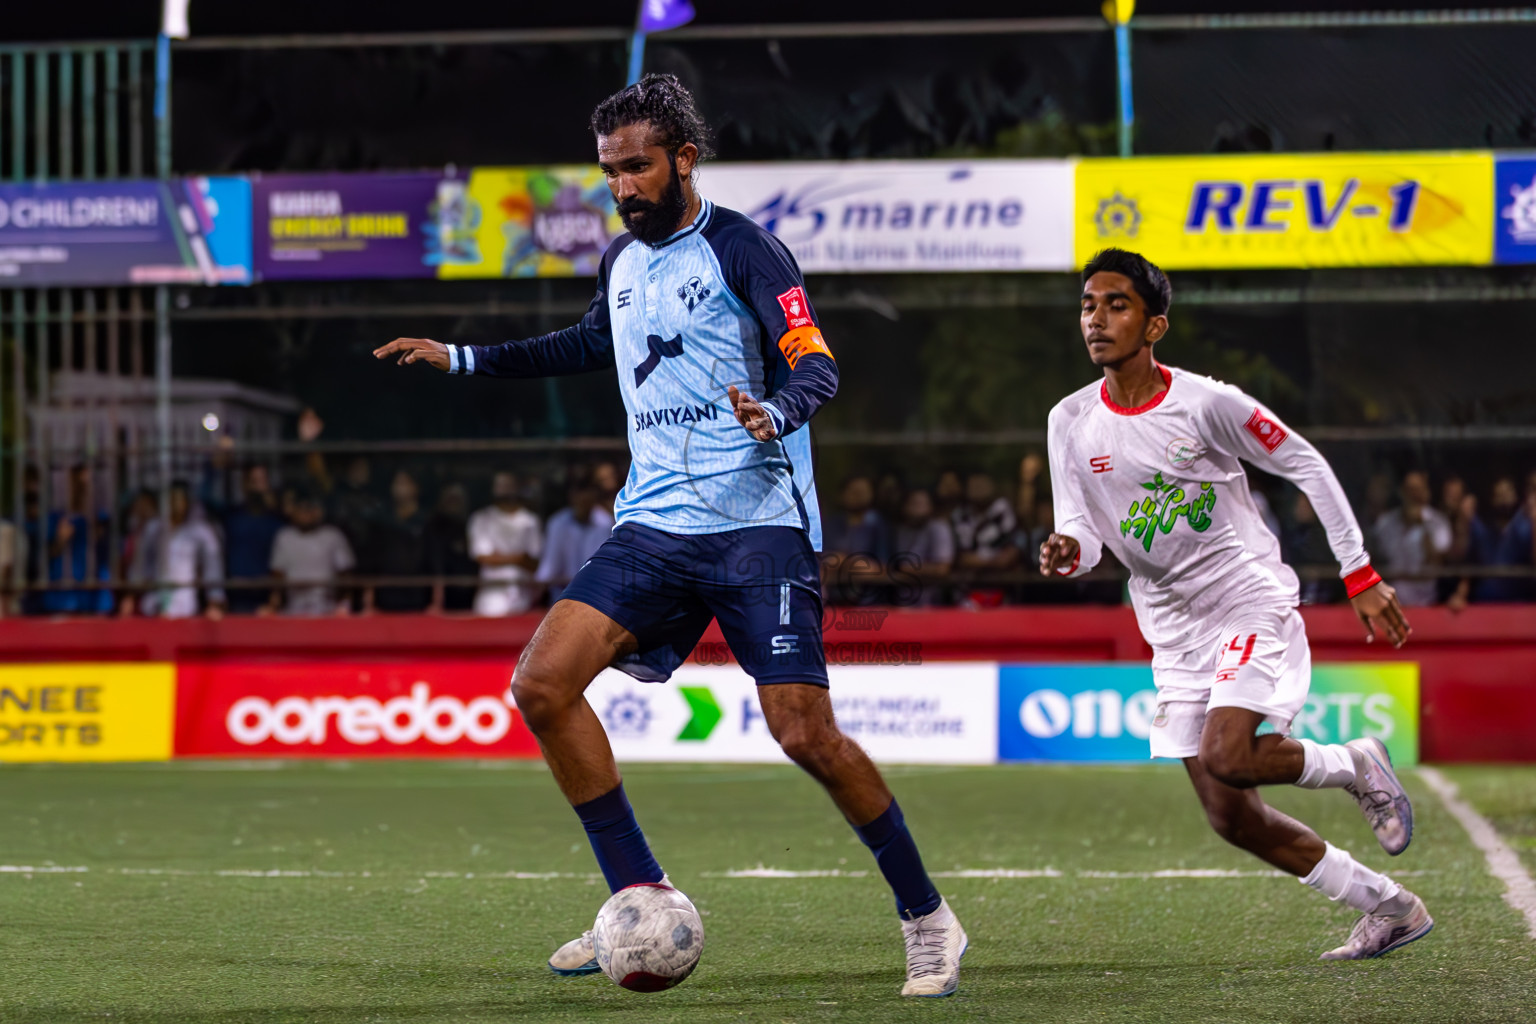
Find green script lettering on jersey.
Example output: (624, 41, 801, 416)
(1118, 472, 1218, 552)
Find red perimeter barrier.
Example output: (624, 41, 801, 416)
(1, 605, 1531, 762)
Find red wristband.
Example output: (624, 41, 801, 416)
(1344, 565, 1383, 599)
(1055, 548, 1081, 577)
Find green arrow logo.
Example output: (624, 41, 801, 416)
(676, 686, 723, 741)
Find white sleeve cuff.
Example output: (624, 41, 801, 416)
(758, 401, 785, 440)
(446, 344, 461, 374)
(463, 345, 476, 374)
(445, 344, 475, 375)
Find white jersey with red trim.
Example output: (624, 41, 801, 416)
(1048, 364, 1371, 653)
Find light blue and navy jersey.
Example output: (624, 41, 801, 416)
(447, 199, 837, 549)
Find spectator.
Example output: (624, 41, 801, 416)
(822, 475, 890, 605)
(0, 514, 14, 616)
(953, 471, 1017, 570)
(1371, 470, 1451, 607)
(1014, 453, 1046, 537)
(537, 478, 616, 603)
(1477, 475, 1536, 603)
(1440, 476, 1493, 610)
(129, 481, 225, 619)
(425, 483, 477, 612)
(469, 472, 543, 616)
(933, 469, 963, 522)
(1486, 476, 1520, 535)
(266, 491, 356, 616)
(331, 455, 385, 558)
(592, 460, 623, 518)
(873, 469, 905, 527)
(1283, 492, 1341, 605)
(891, 488, 953, 607)
(36, 465, 113, 615)
(222, 465, 285, 614)
(363, 470, 431, 613)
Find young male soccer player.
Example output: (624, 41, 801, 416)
(1039, 248, 1432, 960)
(373, 74, 965, 997)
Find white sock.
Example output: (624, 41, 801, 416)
(1295, 738, 1358, 789)
(1300, 842, 1403, 914)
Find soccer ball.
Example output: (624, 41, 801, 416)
(591, 882, 704, 992)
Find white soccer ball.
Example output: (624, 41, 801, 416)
(591, 882, 704, 992)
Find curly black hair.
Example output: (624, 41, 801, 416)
(589, 73, 715, 160)
(1082, 247, 1172, 318)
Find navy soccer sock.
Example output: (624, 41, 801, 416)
(573, 783, 665, 894)
(853, 799, 943, 919)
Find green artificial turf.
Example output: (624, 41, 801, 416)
(1, 760, 1532, 1023)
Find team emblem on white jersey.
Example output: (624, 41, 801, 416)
(1165, 438, 1202, 468)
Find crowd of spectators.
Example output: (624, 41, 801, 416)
(0, 453, 1532, 617)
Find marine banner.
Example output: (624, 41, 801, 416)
(702, 160, 1077, 272)
(0, 663, 175, 762)
(0, 179, 251, 286)
(996, 663, 1419, 765)
(435, 167, 624, 279)
(1076, 152, 1494, 269)
(252, 172, 459, 280)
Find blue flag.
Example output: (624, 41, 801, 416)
(639, 0, 695, 33)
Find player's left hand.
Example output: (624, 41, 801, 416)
(728, 386, 777, 441)
(1350, 580, 1411, 648)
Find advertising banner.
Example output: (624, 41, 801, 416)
(174, 661, 539, 758)
(1495, 154, 1536, 264)
(1076, 152, 1493, 269)
(997, 663, 1418, 765)
(0, 178, 251, 286)
(703, 160, 1076, 273)
(436, 167, 624, 279)
(0, 663, 174, 762)
(252, 172, 460, 280)
(583, 663, 998, 765)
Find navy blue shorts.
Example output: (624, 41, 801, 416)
(560, 523, 827, 687)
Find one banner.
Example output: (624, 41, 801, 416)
(436, 167, 624, 279)
(583, 663, 999, 764)
(997, 663, 1418, 765)
(0, 179, 251, 286)
(703, 161, 1076, 273)
(252, 172, 463, 280)
(0, 663, 175, 762)
(174, 661, 540, 758)
(1076, 152, 1494, 269)
(1494, 153, 1536, 264)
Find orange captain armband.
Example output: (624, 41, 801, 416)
(777, 325, 834, 370)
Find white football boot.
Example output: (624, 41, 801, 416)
(1343, 737, 1414, 855)
(1320, 890, 1434, 960)
(900, 898, 968, 997)
(548, 874, 673, 977)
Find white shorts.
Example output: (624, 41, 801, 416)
(1147, 606, 1311, 760)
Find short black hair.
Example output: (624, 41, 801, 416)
(1082, 248, 1172, 318)
(590, 73, 714, 160)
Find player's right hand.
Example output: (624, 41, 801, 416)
(373, 337, 450, 371)
(1350, 580, 1412, 648)
(1038, 533, 1080, 576)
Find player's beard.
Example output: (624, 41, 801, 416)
(617, 156, 689, 245)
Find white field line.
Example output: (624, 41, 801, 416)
(0, 865, 1431, 881)
(1418, 766, 1536, 939)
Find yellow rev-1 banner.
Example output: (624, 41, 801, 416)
(0, 663, 174, 762)
(1076, 152, 1494, 269)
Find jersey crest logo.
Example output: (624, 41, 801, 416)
(1089, 455, 1113, 474)
(676, 276, 711, 313)
(776, 286, 814, 330)
(1244, 409, 1288, 453)
(1165, 438, 1202, 468)
(1119, 471, 1217, 553)
(633, 333, 685, 388)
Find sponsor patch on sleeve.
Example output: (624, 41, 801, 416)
(778, 325, 834, 370)
(776, 286, 815, 330)
(1244, 408, 1288, 453)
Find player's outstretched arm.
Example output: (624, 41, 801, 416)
(1350, 580, 1412, 648)
(373, 338, 451, 371)
(1038, 533, 1081, 576)
(727, 386, 778, 441)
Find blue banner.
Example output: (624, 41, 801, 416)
(1495, 154, 1536, 264)
(0, 178, 251, 286)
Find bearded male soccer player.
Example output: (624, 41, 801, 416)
(1039, 248, 1432, 961)
(373, 75, 965, 997)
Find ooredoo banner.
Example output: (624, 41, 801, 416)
(996, 663, 1419, 765)
(174, 661, 539, 758)
(581, 663, 999, 764)
(0, 663, 175, 762)
(702, 160, 1076, 272)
